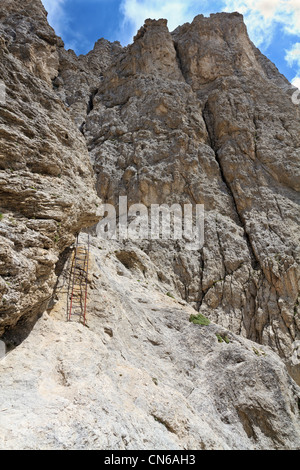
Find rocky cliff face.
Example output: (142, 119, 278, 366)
(0, 0, 299, 450)
(0, 0, 100, 343)
(55, 14, 300, 379)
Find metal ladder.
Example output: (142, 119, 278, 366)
(67, 235, 90, 326)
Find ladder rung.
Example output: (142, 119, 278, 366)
(68, 236, 89, 326)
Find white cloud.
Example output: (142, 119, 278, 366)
(292, 76, 300, 89)
(119, 0, 211, 44)
(222, 1, 300, 46)
(285, 42, 300, 87)
(285, 42, 300, 67)
(41, 0, 67, 38)
(41, 0, 93, 52)
(284, 0, 300, 35)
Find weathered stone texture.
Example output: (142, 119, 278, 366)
(80, 14, 300, 380)
(0, 0, 100, 341)
(0, 1, 299, 450)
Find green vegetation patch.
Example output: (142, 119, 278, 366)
(216, 333, 231, 344)
(189, 313, 210, 326)
(166, 292, 175, 299)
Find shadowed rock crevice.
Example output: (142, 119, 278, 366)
(87, 88, 98, 116)
(202, 102, 261, 272)
(1, 301, 47, 350)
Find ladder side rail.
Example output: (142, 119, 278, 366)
(68, 238, 79, 322)
(83, 235, 90, 326)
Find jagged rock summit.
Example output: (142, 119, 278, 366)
(0, 0, 299, 450)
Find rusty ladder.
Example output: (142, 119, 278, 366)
(67, 235, 90, 326)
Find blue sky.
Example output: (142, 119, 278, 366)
(41, 0, 300, 88)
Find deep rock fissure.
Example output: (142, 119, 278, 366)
(202, 102, 261, 273)
(87, 88, 98, 115)
(173, 40, 187, 83)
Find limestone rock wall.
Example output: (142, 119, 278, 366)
(69, 15, 299, 380)
(0, 0, 100, 343)
(0, 0, 299, 450)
